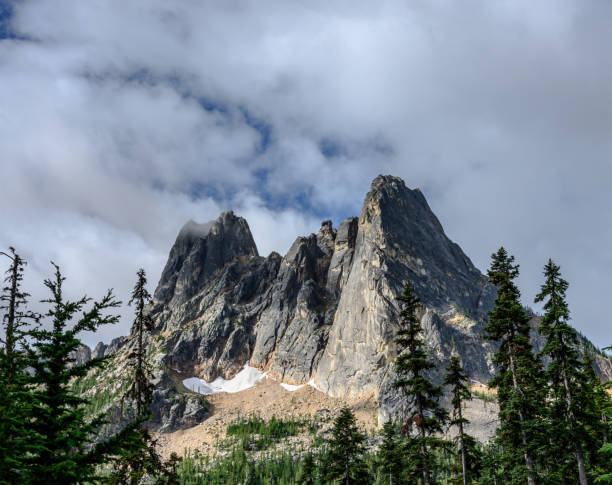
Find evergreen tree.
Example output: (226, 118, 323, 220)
(124, 268, 155, 417)
(393, 281, 448, 485)
(535, 259, 602, 484)
(0, 248, 38, 484)
(377, 421, 403, 485)
(297, 452, 316, 485)
(476, 443, 504, 485)
(444, 355, 472, 485)
(583, 356, 612, 484)
(321, 407, 369, 485)
(596, 344, 612, 484)
(164, 453, 182, 485)
(26, 264, 125, 484)
(484, 248, 545, 485)
(113, 268, 165, 484)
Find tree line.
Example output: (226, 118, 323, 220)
(0, 245, 611, 484)
(0, 248, 176, 484)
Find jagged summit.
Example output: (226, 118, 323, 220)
(142, 175, 499, 425)
(73, 175, 612, 441)
(112, 174, 610, 432)
(361, 174, 485, 311)
(154, 210, 258, 306)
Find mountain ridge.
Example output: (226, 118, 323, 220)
(77, 174, 612, 435)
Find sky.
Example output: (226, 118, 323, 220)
(0, 0, 611, 348)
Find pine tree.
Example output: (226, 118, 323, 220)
(583, 356, 612, 484)
(535, 259, 602, 484)
(25, 264, 125, 484)
(0, 248, 38, 484)
(484, 248, 545, 485)
(476, 442, 503, 485)
(444, 355, 472, 485)
(297, 452, 316, 485)
(393, 281, 448, 485)
(321, 407, 370, 485)
(377, 421, 403, 485)
(0, 248, 37, 385)
(597, 344, 612, 484)
(113, 268, 164, 484)
(125, 268, 155, 417)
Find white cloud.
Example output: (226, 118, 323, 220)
(1, 0, 611, 346)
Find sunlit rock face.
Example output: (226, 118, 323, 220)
(314, 175, 497, 402)
(98, 174, 610, 432)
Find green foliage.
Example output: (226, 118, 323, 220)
(0, 248, 39, 484)
(392, 281, 448, 485)
(111, 268, 168, 484)
(320, 407, 370, 484)
(471, 389, 495, 404)
(296, 452, 316, 485)
(177, 448, 302, 485)
(376, 421, 404, 485)
(224, 415, 308, 451)
(588, 371, 612, 483)
(484, 248, 546, 484)
(535, 259, 603, 484)
(444, 355, 474, 485)
(227, 415, 305, 439)
(123, 268, 155, 417)
(25, 263, 127, 484)
(595, 442, 612, 484)
(71, 368, 100, 395)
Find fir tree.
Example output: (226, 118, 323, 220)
(596, 344, 612, 484)
(164, 453, 182, 485)
(297, 452, 316, 485)
(377, 421, 403, 485)
(25, 263, 126, 484)
(124, 268, 155, 417)
(535, 259, 601, 484)
(0, 248, 38, 484)
(583, 356, 612, 484)
(321, 407, 370, 485)
(0, 248, 37, 385)
(393, 281, 448, 485)
(476, 443, 504, 485)
(444, 355, 472, 485)
(113, 268, 164, 484)
(484, 248, 545, 485)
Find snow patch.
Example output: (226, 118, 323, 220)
(280, 382, 305, 392)
(307, 378, 324, 392)
(183, 363, 266, 395)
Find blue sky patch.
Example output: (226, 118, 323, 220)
(318, 138, 345, 158)
(0, 1, 29, 41)
(240, 107, 272, 155)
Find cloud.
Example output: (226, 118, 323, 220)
(0, 0, 611, 347)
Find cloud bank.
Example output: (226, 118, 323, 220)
(1, 0, 611, 347)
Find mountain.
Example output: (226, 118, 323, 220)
(78, 175, 612, 436)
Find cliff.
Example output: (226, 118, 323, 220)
(83, 175, 612, 434)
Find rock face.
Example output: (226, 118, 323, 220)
(154, 211, 259, 307)
(69, 345, 92, 367)
(315, 176, 495, 400)
(99, 175, 611, 433)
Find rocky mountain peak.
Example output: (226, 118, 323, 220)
(316, 220, 336, 256)
(358, 174, 485, 312)
(154, 211, 258, 306)
(135, 174, 611, 433)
